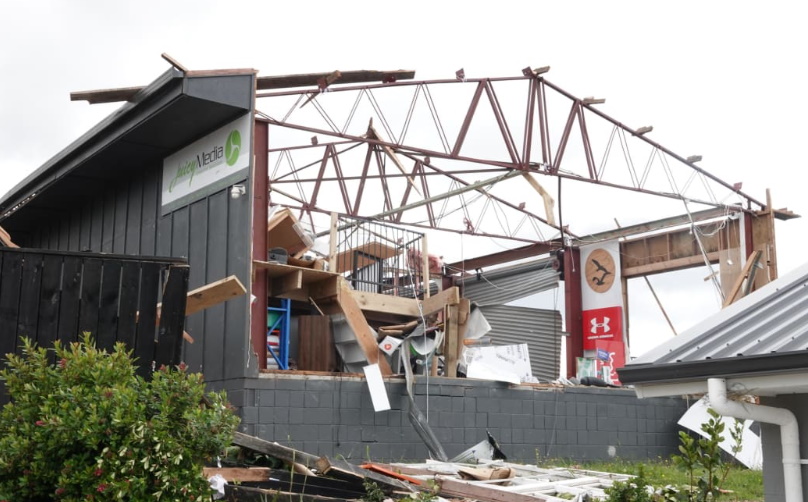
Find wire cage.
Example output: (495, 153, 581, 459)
(332, 216, 434, 298)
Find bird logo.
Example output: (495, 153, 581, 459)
(585, 249, 616, 293)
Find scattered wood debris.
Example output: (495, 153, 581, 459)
(220, 431, 632, 502)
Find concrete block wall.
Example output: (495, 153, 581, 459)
(214, 374, 687, 463)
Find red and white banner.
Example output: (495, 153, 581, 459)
(579, 242, 626, 377)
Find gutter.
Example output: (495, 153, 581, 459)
(708, 378, 803, 502)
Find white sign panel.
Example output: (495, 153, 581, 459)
(161, 113, 252, 214)
(579, 241, 622, 309)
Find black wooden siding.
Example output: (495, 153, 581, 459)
(0, 248, 189, 392)
(17, 164, 253, 384)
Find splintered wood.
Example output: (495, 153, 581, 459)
(224, 431, 634, 502)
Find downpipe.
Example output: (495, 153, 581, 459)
(708, 378, 803, 502)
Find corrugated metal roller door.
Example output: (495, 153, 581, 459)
(462, 258, 559, 306)
(478, 305, 564, 382)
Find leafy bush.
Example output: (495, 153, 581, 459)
(605, 466, 655, 502)
(0, 334, 240, 500)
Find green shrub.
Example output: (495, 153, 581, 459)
(0, 334, 240, 501)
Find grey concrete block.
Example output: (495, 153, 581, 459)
(618, 419, 637, 433)
(637, 419, 647, 433)
(463, 412, 476, 428)
(464, 385, 491, 398)
(374, 410, 389, 426)
(361, 428, 378, 441)
(289, 391, 305, 407)
(275, 390, 291, 407)
(626, 405, 637, 419)
(259, 406, 289, 424)
(452, 397, 465, 412)
(489, 413, 512, 428)
(475, 413, 488, 428)
(303, 408, 335, 425)
(228, 389, 247, 407)
(512, 414, 533, 429)
(304, 391, 321, 408)
(276, 378, 306, 390)
(500, 399, 523, 415)
(587, 417, 598, 431)
(274, 423, 291, 441)
(441, 384, 465, 397)
(521, 399, 534, 415)
(252, 379, 276, 390)
(619, 431, 638, 446)
(336, 408, 360, 425)
(577, 430, 589, 444)
(255, 424, 273, 440)
(534, 400, 546, 416)
(290, 424, 318, 441)
(361, 407, 375, 425)
(240, 406, 258, 424)
(432, 397, 453, 412)
(318, 424, 335, 441)
(598, 417, 619, 432)
(288, 407, 305, 425)
(476, 398, 499, 413)
(257, 390, 275, 407)
(339, 392, 362, 409)
(576, 402, 588, 416)
(569, 416, 587, 430)
(238, 423, 254, 435)
(305, 378, 334, 391)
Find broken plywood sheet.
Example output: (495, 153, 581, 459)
(267, 207, 313, 257)
(333, 241, 400, 274)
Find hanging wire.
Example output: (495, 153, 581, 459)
(683, 199, 725, 303)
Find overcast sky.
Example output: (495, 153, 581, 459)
(2, 1, 806, 358)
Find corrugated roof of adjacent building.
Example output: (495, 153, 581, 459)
(620, 261, 808, 385)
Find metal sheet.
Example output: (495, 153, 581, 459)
(478, 305, 564, 382)
(461, 258, 559, 306)
(623, 261, 808, 384)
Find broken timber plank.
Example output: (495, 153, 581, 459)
(421, 286, 460, 315)
(435, 475, 551, 502)
(186, 275, 247, 315)
(203, 467, 270, 482)
(521, 172, 556, 226)
(0, 226, 19, 248)
(722, 250, 762, 307)
(334, 277, 392, 375)
(352, 290, 420, 317)
(232, 431, 320, 469)
(316, 456, 414, 493)
(444, 304, 460, 378)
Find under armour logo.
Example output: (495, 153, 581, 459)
(590, 317, 611, 334)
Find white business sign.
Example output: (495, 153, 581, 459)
(161, 113, 252, 214)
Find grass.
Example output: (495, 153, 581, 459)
(542, 458, 764, 501)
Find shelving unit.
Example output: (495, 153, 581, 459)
(267, 299, 291, 370)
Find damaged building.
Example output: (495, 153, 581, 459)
(0, 61, 793, 465)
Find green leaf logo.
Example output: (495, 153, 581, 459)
(225, 129, 241, 167)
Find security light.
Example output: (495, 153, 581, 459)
(230, 184, 247, 199)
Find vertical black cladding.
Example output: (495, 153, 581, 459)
(203, 190, 228, 382)
(125, 178, 143, 255)
(36, 254, 63, 354)
(185, 198, 209, 373)
(0, 248, 189, 404)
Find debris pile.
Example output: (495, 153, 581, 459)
(210, 431, 633, 502)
